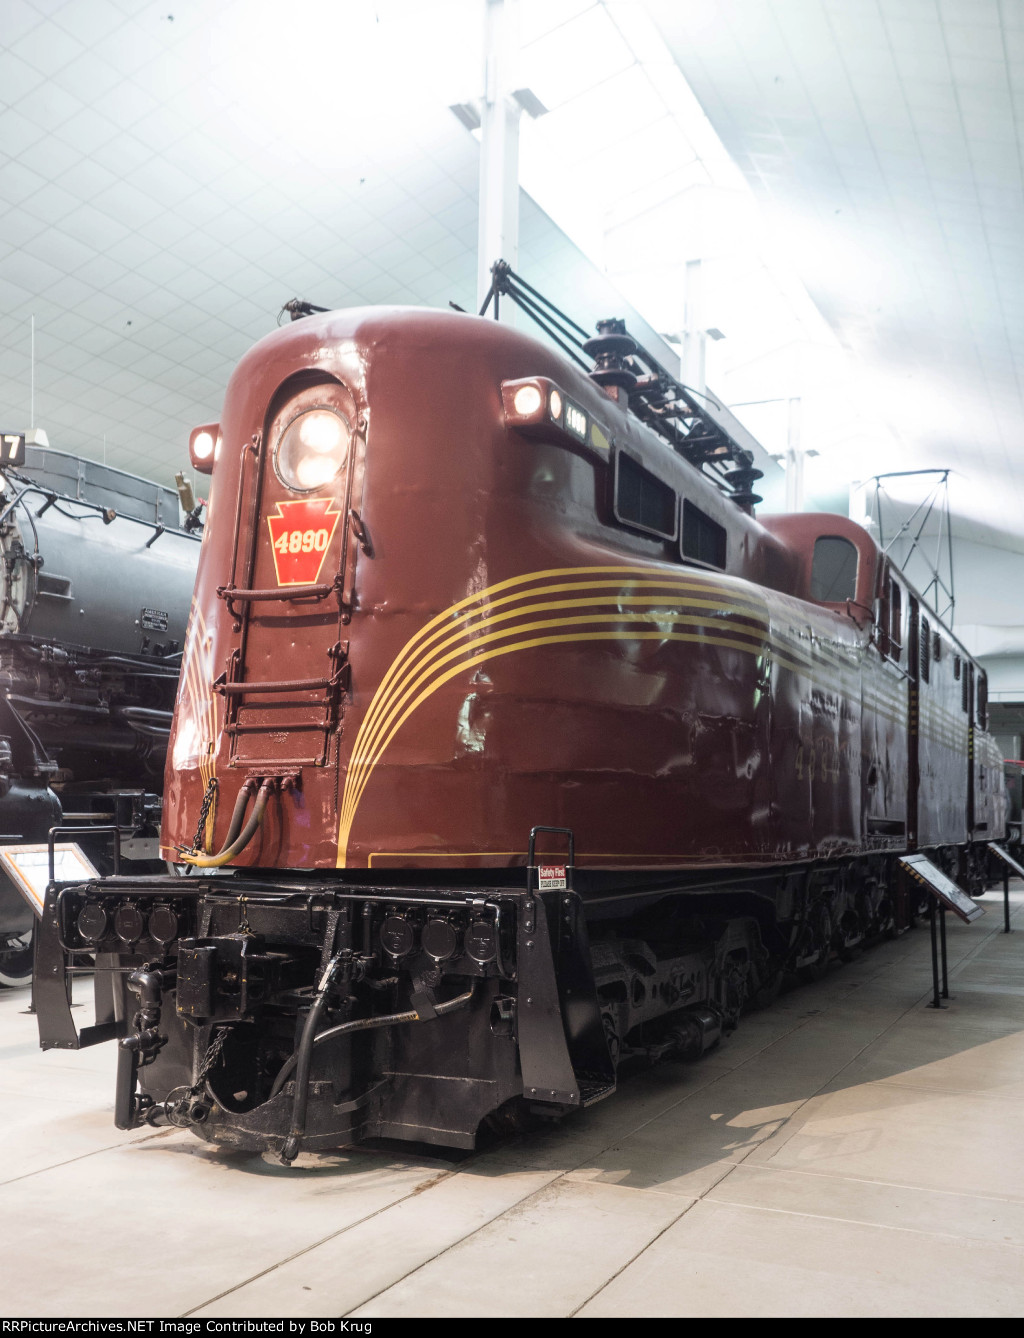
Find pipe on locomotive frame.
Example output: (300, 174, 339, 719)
(277, 979, 476, 1164)
(12, 723, 155, 755)
(0, 479, 199, 545)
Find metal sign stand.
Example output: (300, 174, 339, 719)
(927, 898, 949, 1010)
(899, 853, 986, 1011)
(987, 842, 1020, 934)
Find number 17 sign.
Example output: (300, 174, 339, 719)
(0, 433, 26, 466)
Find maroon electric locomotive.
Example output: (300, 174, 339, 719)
(35, 271, 1004, 1157)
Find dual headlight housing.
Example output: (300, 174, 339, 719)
(189, 406, 351, 493)
(500, 377, 611, 459)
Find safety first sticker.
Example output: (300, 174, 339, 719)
(266, 498, 344, 586)
(538, 864, 567, 890)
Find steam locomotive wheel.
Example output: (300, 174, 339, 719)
(0, 928, 33, 989)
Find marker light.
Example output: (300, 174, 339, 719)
(500, 377, 611, 459)
(513, 384, 543, 416)
(189, 423, 221, 475)
(275, 406, 352, 493)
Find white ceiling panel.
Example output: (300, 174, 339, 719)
(644, 0, 1024, 540)
(0, 1, 681, 480)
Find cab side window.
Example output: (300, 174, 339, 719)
(810, 536, 858, 602)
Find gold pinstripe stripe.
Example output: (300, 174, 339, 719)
(363, 570, 771, 735)
(338, 616, 782, 857)
(180, 601, 218, 795)
(345, 595, 778, 823)
(336, 623, 784, 866)
(341, 571, 779, 835)
(180, 603, 207, 782)
(193, 605, 218, 775)
(193, 608, 216, 789)
(334, 566, 978, 866)
(366, 850, 832, 866)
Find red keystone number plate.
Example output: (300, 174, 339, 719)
(538, 864, 567, 890)
(266, 498, 343, 586)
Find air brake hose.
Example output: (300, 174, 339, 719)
(279, 954, 347, 1164)
(276, 984, 475, 1164)
(180, 779, 272, 868)
(218, 781, 258, 853)
(179, 778, 253, 864)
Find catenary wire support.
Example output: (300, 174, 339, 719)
(871, 469, 956, 625)
(477, 259, 764, 512)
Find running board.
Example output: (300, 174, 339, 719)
(899, 854, 985, 924)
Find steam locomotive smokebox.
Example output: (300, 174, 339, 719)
(0, 448, 200, 985)
(7, 448, 195, 658)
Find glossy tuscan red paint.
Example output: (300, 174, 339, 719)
(162, 307, 1003, 874)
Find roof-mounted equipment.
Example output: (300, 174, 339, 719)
(479, 260, 763, 514)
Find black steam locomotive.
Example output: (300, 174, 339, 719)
(0, 446, 198, 985)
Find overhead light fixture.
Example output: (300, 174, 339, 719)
(25, 427, 49, 447)
(705, 328, 726, 341)
(449, 101, 481, 132)
(451, 89, 547, 132)
(512, 87, 548, 119)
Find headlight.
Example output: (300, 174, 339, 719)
(275, 406, 352, 492)
(513, 384, 542, 415)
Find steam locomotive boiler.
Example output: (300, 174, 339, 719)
(0, 447, 198, 985)
(34, 281, 1005, 1157)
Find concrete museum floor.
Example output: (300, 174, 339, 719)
(5, 884, 1024, 1318)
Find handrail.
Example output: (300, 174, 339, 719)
(215, 675, 337, 696)
(217, 582, 335, 603)
(217, 575, 341, 623)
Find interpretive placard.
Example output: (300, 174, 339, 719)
(900, 852, 985, 923)
(0, 843, 100, 916)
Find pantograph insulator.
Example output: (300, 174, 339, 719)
(724, 466, 764, 511)
(584, 319, 639, 391)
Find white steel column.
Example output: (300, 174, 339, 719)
(680, 258, 706, 394)
(785, 396, 804, 512)
(477, 0, 521, 314)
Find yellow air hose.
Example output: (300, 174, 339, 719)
(180, 778, 273, 868)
